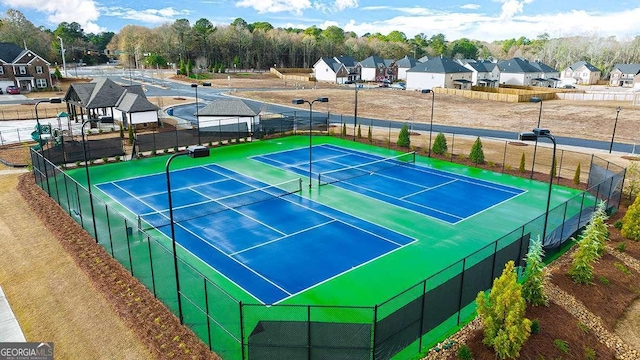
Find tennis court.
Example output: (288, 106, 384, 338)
(96, 163, 415, 304)
(253, 144, 526, 224)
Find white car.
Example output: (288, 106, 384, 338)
(390, 82, 406, 90)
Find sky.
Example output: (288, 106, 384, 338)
(2, 0, 640, 42)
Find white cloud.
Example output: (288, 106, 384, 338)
(235, 0, 312, 14)
(461, 4, 481, 10)
(342, 7, 640, 42)
(103, 7, 189, 24)
(499, 0, 534, 19)
(1, 0, 104, 33)
(333, 0, 358, 11)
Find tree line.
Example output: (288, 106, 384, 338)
(1, 9, 640, 75)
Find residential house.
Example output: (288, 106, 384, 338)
(497, 57, 556, 86)
(406, 56, 473, 90)
(609, 64, 640, 87)
(561, 61, 601, 85)
(0, 42, 54, 92)
(395, 55, 418, 81)
(198, 98, 261, 138)
(333, 56, 359, 82)
(530, 61, 560, 87)
(357, 56, 395, 82)
(313, 57, 349, 84)
(456, 59, 499, 87)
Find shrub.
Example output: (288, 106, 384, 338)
(530, 319, 540, 334)
(457, 344, 472, 360)
(469, 137, 485, 164)
(519, 152, 526, 173)
(115, 155, 121, 162)
(522, 237, 549, 306)
(367, 126, 372, 142)
(75, 160, 81, 167)
(615, 220, 623, 229)
(585, 347, 596, 360)
(163, 148, 169, 153)
(614, 262, 631, 275)
(578, 322, 590, 334)
(357, 124, 362, 138)
(554, 339, 569, 354)
(615, 242, 626, 252)
(101, 157, 108, 163)
(342, 123, 347, 137)
(397, 124, 410, 148)
(98, 129, 104, 134)
(151, 149, 157, 156)
(621, 194, 640, 241)
(573, 163, 581, 185)
(128, 125, 134, 145)
(590, 201, 609, 257)
(119, 123, 124, 139)
(432, 132, 448, 155)
(550, 155, 558, 178)
(598, 276, 610, 285)
(476, 261, 531, 359)
(568, 235, 597, 284)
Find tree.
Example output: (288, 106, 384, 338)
(573, 163, 581, 185)
(342, 123, 347, 137)
(476, 261, 532, 359)
(590, 201, 609, 257)
(621, 194, 640, 241)
(450, 38, 479, 59)
(550, 155, 558, 178)
(432, 132, 448, 155)
(429, 33, 447, 55)
(522, 237, 549, 306)
(397, 124, 410, 147)
(53, 66, 62, 80)
(357, 124, 362, 138)
(386, 30, 407, 43)
(128, 124, 134, 145)
(368, 126, 372, 143)
(469, 137, 485, 164)
(568, 233, 598, 284)
(519, 153, 526, 173)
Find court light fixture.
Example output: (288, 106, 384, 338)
(519, 127, 556, 244)
(421, 89, 435, 157)
(191, 83, 201, 145)
(609, 106, 622, 154)
(166, 145, 210, 325)
(81, 117, 101, 244)
(291, 97, 329, 189)
(529, 96, 543, 179)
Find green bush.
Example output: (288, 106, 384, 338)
(397, 124, 410, 148)
(573, 163, 581, 185)
(550, 155, 558, 178)
(115, 155, 121, 162)
(342, 123, 347, 137)
(476, 261, 531, 359)
(554, 339, 569, 354)
(367, 126, 372, 142)
(522, 237, 549, 306)
(585, 347, 596, 360)
(128, 125, 134, 145)
(518, 152, 526, 173)
(101, 157, 108, 163)
(357, 124, 362, 138)
(568, 235, 597, 284)
(621, 194, 640, 241)
(457, 344, 472, 360)
(615, 242, 626, 252)
(119, 123, 124, 139)
(598, 276, 610, 285)
(432, 132, 448, 155)
(469, 137, 485, 164)
(530, 319, 540, 334)
(614, 262, 631, 275)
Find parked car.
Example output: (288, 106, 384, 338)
(378, 79, 391, 87)
(0, 88, 3, 94)
(562, 84, 576, 89)
(5, 86, 20, 94)
(390, 82, 406, 90)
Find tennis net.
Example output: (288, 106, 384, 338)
(137, 178, 302, 230)
(318, 151, 416, 186)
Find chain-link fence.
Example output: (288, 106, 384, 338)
(29, 127, 625, 359)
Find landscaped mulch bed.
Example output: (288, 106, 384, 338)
(463, 302, 617, 360)
(17, 174, 219, 360)
(551, 252, 640, 332)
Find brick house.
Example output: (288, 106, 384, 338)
(0, 42, 54, 93)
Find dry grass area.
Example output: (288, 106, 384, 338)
(237, 88, 640, 144)
(0, 172, 153, 359)
(170, 72, 341, 90)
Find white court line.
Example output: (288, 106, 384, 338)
(400, 179, 457, 200)
(138, 177, 231, 199)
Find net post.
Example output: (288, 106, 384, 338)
(137, 214, 142, 230)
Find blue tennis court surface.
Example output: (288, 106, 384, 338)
(96, 164, 414, 304)
(252, 144, 526, 224)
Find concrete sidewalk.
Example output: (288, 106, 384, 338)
(0, 286, 26, 342)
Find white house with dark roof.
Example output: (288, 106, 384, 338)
(116, 92, 159, 126)
(395, 55, 418, 81)
(497, 58, 553, 86)
(456, 59, 499, 87)
(609, 64, 640, 87)
(357, 55, 393, 82)
(197, 98, 261, 137)
(313, 57, 349, 84)
(529, 61, 560, 87)
(333, 56, 358, 82)
(561, 61, 601, 85)
(406, 56, 473, 90)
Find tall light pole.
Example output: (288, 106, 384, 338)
(166, 145, 210, 324)
(191, 83, 200, 145)
(529, 97, 543, 179)
(292, 97, 329, 188)
(421, 89, 435, 157)
(519, 128, 556, 244)
(609, 106, 622, 154)
(353, 83, 359, 141)
(57, 36, 67, 78)
(82, 118, 100, 243)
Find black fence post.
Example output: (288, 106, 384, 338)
(204, 279, 212, 350)
(105, 204, 115, 258)
(559, 202, 569, 247)
(502, 141, 507, 173)
(418, 279, 427, 351)
(239, 302, 246, 360)
(124, 219, 134, 275)
(557, 150, 565, 184)
(491, 241, 499, 280)
(75, 182, 84, 228)
(148, 237, 156, 297)
(307, 305, 312, 360)
(371, 305, 378, 360)
(457, 258, 466, 324)
(450, 134, 455, 162)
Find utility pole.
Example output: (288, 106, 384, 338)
(57, 36, 67, 78)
